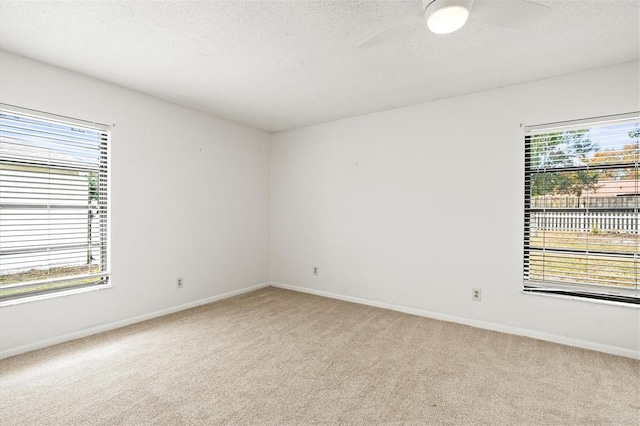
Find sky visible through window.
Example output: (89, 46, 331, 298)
(0, 112, 101, 169)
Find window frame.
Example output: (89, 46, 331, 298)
(0, 104, 111, 305)
(523, 112, 640, 305)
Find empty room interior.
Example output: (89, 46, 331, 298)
(0, 0, 639, 424)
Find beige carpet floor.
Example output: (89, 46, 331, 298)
(0, 287, 638, 425)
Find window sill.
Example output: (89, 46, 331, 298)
(0, 283, 112, 308)
(521, 290, 640, 309)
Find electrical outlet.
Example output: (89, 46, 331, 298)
(177, 277, 184, 289)
(472, 288, 481, 301)
(313, 266, 319, 276)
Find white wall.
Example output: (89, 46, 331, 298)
(0, 51, 271, 356)
(270, 61, 640, 358)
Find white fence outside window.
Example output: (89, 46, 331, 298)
(531, 211, 638, 234)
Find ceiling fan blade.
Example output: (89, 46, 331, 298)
(358, 13, 424, 48)
(472, 0, 551, 30)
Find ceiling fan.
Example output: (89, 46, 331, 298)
(358, 0, 551, 48)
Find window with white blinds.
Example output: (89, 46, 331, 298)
(524, 112, 639, 304)
(0, 105, 110, 303)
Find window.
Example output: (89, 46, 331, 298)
(524, 112, 640, 304)
(0, 105, 110, 303)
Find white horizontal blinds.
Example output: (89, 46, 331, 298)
(524, 113, 639, 302)
(0, 107, 109, 300)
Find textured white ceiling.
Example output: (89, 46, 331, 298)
(0, 0, 638, 132)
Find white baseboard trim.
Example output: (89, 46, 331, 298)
(0, 282, 270, 360)
(270, 282, 640, 360)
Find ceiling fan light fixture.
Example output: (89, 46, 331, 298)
(425, 0, 471, 35)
